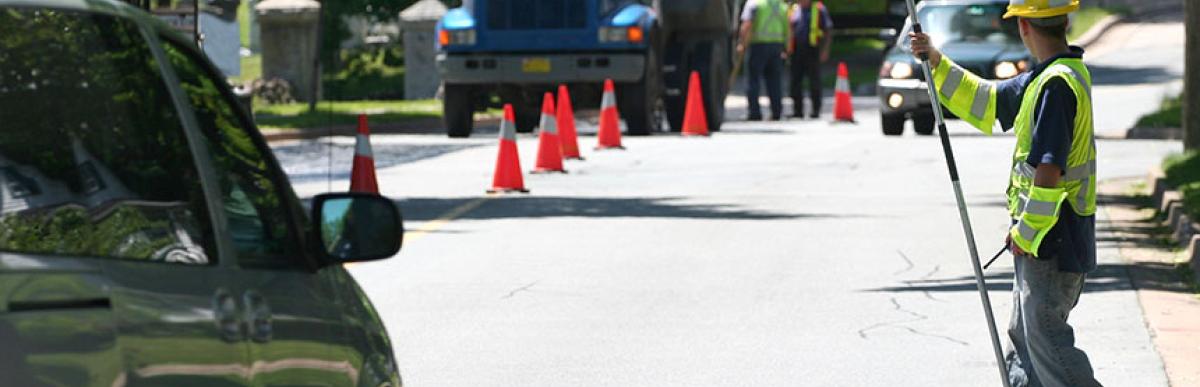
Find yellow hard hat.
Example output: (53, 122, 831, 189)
(1003, 0, 1079, 19)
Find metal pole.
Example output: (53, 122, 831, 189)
(903, 1, 1011, 386)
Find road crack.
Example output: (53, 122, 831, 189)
(857, 298, 969, 346)
(893, 250, 915, 275)
(501, 280, 540, 300)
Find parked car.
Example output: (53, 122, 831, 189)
(0, 1, 405, 386)
(876, 0, 1031, 135)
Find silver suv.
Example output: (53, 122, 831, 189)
(0, 1, 405, 386)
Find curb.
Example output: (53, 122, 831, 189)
(1147, 170, 1200, 278)
(1073, 14, 1123, 49)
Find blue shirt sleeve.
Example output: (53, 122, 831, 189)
(994, 72, 1029, 131)
(821, 6, 833, 29)
(1025, 77, 1076, 172)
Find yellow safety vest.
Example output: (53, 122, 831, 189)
(932, 57, 1096, 257)
(752, 0, 789, 44)
(809, 2, 825, 47)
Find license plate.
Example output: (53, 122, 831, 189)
(522, 58, 551, 73)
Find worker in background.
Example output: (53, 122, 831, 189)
(787, 0, 832, 119)
(910, 1, 1100, 386)
(737, 0, 791, 121)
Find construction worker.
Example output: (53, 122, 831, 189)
(910, 1, 1100, 386)
(787, 0, 832, 119)
(737, 0, 791, 121)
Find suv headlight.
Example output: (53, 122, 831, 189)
(599, 26, 644, 43)
(439, 29, 476, 46)
(889, 62, 914, 79)
(994, 61, 1019, 79)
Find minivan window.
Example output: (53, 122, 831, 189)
(0, 9, 214, 264)
(159, 40, 301, 270)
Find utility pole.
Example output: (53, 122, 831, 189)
(1186, 0, 1200, 150)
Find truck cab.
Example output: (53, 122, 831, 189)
(437, 0, 739, 137)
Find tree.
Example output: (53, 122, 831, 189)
(1187, 0, 1200, 150)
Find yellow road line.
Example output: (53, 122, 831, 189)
(404, 196, 492, 243)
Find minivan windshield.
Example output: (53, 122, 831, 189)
(915, 4, 1020, 47)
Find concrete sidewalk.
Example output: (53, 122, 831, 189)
(1099, 177, 1200, 387)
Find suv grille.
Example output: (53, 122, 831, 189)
(486, 0, 587, 30)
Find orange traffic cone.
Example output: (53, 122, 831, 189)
(532, 92, 566, 173)
(350, 114, 379, 193)
(595, 79, 625, 150)
(556, 85, 584, 160)
(833, 62, 856, 123)
(488, 105, 528, 193)
(682, 71, 710, 136)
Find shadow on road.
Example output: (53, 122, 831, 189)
(273, 142, 483, 184)
(1090, 64, 1178, 86)
(397, 196, 845, 222)
(864, 261, 1190, 294)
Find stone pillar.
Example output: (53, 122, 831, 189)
(256, 0, 320, 102)
(399, 0, 447, 100)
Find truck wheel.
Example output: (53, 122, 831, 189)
(444, 84, 475, 138)
(617, 41, 662, 136)
(882, 112, 905, 136)
(913, 112, 935, 136)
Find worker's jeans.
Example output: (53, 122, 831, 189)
(746, 43, 784, 120)
(1005, 254, 1102, 387)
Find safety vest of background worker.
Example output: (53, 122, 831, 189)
(738, 0, 791, 120)
(912, 0, 1102, 386)
(787, 0, 832, 119)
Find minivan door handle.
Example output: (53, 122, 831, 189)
(212, 289, 243, 342)
(242, 290, 272, 343)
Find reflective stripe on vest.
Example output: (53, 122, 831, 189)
(1007, 58, 1096, 218)
(932, 57, 998, 135)
(753, 0, 788, 43)
(809, 2, 824, 47)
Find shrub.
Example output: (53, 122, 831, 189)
(1163, 151, 1200, 188)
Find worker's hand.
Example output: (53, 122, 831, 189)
(737, 43, 746, 55)
(1006, 233, 1027, 257)
(819, 50, 830, 63)
(909, 32, 942, 68)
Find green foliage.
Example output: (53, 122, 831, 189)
(325, 46, 406, 100)
(1182, 182, 1200, 221)
(1163, 151, 1200, 188)
(1136, 93, 1183, 128)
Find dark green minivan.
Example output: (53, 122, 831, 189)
(0, 1, 405, 385)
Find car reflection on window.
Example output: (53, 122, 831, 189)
(0, 9, 215, 264)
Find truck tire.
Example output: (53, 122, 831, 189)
(913, 112, 935, 136)
(444, 84, 475, 138)
(498, 86, 539, 133)
(882, 112, 905, 136)
(617, 38, 662, 136)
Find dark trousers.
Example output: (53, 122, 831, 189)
(746, 43, 784, 120)
(790, 49, 822, 117)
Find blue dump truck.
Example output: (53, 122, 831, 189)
(437, 0, 742, 137)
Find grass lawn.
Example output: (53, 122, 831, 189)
(1068, 6, 1129, 42)
(255, 99, 443, 129)
(1136, 93, 1182, 128)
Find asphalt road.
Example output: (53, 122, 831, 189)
(278, 17, 1185, 387)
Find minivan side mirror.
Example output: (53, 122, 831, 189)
(312, 193, 403, 265)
